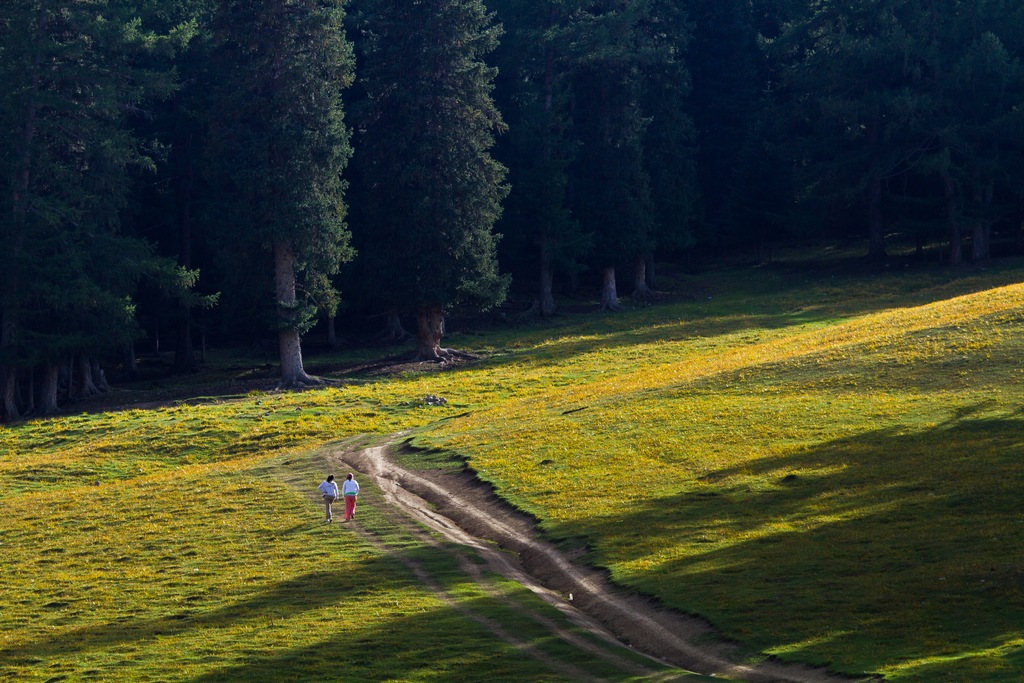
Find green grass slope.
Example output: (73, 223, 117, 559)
(2, 252, 1024, 681)
(412, 260, 1024, 681)
(0, 441, 683, 681)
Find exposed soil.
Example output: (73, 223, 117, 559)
(331, 441, 873, 683)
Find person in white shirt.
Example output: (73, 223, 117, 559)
(342, 472, 360, 521)
(318, 475, 339, 522)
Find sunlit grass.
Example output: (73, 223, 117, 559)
(411, 266, 1024, 681)
(0, 444, 676, 681)
(2, 254, 1024, 680)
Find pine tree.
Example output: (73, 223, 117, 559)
(638, 0, 696, 291)
(206, 0, 355, 387)
(937, 6, 1024, 263)
(490, 0, 589, 316)
(122, 0, 219, 376)
(684, 0, 769, 259)
(565, 0, 678, 310)
(351, 0, 510, 359)
(0, 0, 193, 418)
(776, 0, 967, 260)
(777, 0, 1024, 263)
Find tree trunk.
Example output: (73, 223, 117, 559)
(326, 314, 338, 349)
(173, 118, 197, 373)
(645, 254, 657, 290)
(123, 342, 139, 380)
(539, 242, 557, 317)
(972, 219, 991, 262)
(415, 304, 447, 360)
(866, 175, 886, 260)
(0, 311, 19, 421)
(942, 171, 963, 266)
(0, 365, 18, 421)
(173, 315, 195, 373)
(600, 266, 623, 311)
(865, 121, 886, 261)
(23, 367, 34, 415)
(539, 36, 558, 319)
(380, 309, 411, 343)
(971, 183, 993, 262)
(76, 355, 100, 397)
(1, 55, 37, 423)
(632, 254, 654, 302)
(90, 359, 108, 392)
(274, 239, 319, 388)
(38, 362, 60, 415)
(59, 358, 72, 400)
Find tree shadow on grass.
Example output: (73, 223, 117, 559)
(179, 595, 590, 683)
(0, 562, 396, 666)
(561, 412, 1024, 677)
(0, 552, 468, 671)
(1, 559, 658, 683)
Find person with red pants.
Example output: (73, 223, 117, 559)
(342, 472, 360, 521)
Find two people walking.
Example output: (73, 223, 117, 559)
(318, 472, 359, 523)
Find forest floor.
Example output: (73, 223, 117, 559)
(329, 439, 868, 683)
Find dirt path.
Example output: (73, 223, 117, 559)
(331, 441, 869, 683)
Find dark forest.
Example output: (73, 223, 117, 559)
(3, 0, 1023, 419)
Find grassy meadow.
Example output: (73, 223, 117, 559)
(3, 249, 1024, 681)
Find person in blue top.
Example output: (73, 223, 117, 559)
(342, 472, 360, 521)
(318, 474, 339, 522)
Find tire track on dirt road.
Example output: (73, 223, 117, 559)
(330, 454, 683, 682)
(333, 442, 871, 683)
(346, 513, 611, 682)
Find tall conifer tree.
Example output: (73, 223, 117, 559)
(935, 6, 1024, 262)
(778, 0, 1024, 263)
(490, 0, 588, 316)
(352, 0, 509, 359)
(0, 0, 191, 418)
(777, 0, 947, 260)
(567, 0, 673, 310)
(638, 0, 696, 291)
(206, 0, 355, 387)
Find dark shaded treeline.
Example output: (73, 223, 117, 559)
(3, 0, 1024, 419)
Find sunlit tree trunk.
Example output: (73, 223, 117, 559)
(38, 363, 60, 415)
(942, 171, 963, 266)
(632, 253, 654, 302)
(539, 241, 556, 316)
(600, 266, 622, 311)
(275, 239, 318, 387)
(415, 304, 446, 360)
(76, 355, 100, 397)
